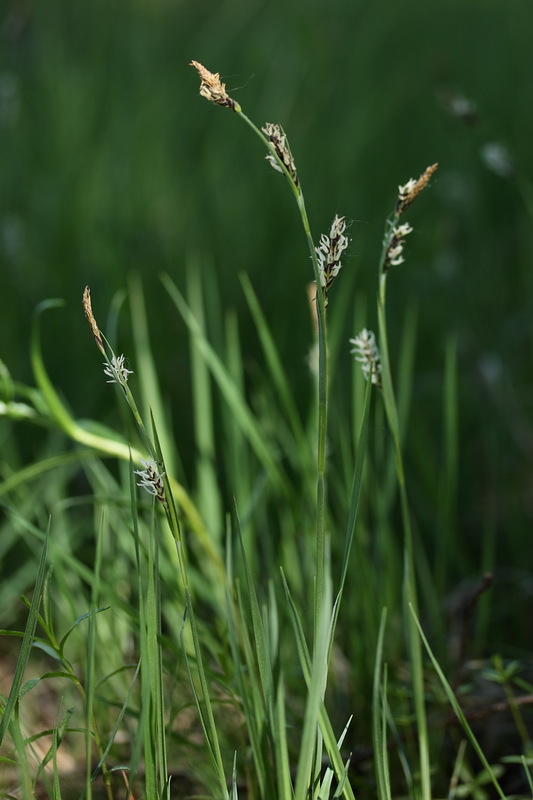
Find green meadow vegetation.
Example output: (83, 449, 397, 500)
(2, 1, 533, 797)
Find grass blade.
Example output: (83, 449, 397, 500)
(0, 518, 50, 746)
(161, 273, 287, 495)
(410, 603, 506, 800)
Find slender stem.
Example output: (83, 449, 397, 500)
(377, 224, 430, 800)
(237, 110, 329, 636)
(296, 192, 329, 634)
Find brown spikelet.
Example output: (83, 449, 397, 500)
(83, 286, 105, 355)
(396, 163, 438, 215)
(189, 61, 240, 112)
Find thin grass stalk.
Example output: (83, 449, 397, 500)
(294, 547, 332, 800)
(281, 570, 356, 800)
(437, 335, 459, 594)
(162, 275, 287, 499)
(410, 604, 507, 800)
(239, 271, 311, 465)
(52, 727, 61, 800)
(225, 526, 273, 798)
(372, 609, 391, 800)
(9, 710, 33, 800)
(0, 519, 50, 747)
(129, 272, 177, 477)
(234, 507, 276, 739)
(521, 755, 533, 796)
(448, 739, 468, 800)
(188, 263, 222, 540)
(130, 464, 147, 791)
(377, 227, 431, 800)
(274, 676, 293, 800)
(234, 579, 277, 796)
(333, 377, 372, 626)
(85, 509, 113, 800)
(236, 109, 329, 638)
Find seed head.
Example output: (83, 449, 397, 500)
(262, 122, 299, 186)
(350, 329, 381, 387)
(190, 60, 240, 112)
(315, 215, 349, 306)
(396, 163, 438, 215)
(134, 459, 166, 503)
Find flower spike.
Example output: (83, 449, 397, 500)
(384, 222, 414, 271)
(134, 459, 166, 504)
(190, 61, 240, 112)
(350, 329, 382, 387)
(396, 163, 438, 215)
(262, 122, 299, 186)
(315, 215, 349, 306)
(83, 286, 105, 356)
(103, 354, 133, 386)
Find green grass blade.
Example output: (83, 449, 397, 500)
(161, 273, 287, 495)
(274, 675, 293, 800)
(437, 334, 459, 591)
(410, 604, 506, 800)
(240, 271, 309, 458)
(281, 570, 356, 800)
(7, 710, 33, 800)
(372, 609, 391, 800)
(52, 725, 63, 800)
(225, 526, 273, 799)
(187, 260, 222, 541)
(521, 754, 533, 797)
(234, 505, 274, 715)
(294, 555, 332, 800)
(377, 289, 431, 800)
(84, 509, 105, 799)
(129, 271, 177, 477)
(337, 376, 372, 605)
(0, 518, 50, 746)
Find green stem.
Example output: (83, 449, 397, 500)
(377, 222, 431, 800)
(237, 110, 329, 637)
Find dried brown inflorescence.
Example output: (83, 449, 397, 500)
(189, 61, 240, 112)
(83, 286, 105, 355)
(396, 163, 438, 216)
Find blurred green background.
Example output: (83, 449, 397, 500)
(1, 0, 533, 642)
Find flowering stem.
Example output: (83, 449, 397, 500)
(376, 213, 431, 800)
(296, 192, 329, 632)
(237, 108, 329, 636)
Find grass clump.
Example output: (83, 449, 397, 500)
(0, 61, 529, 800)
